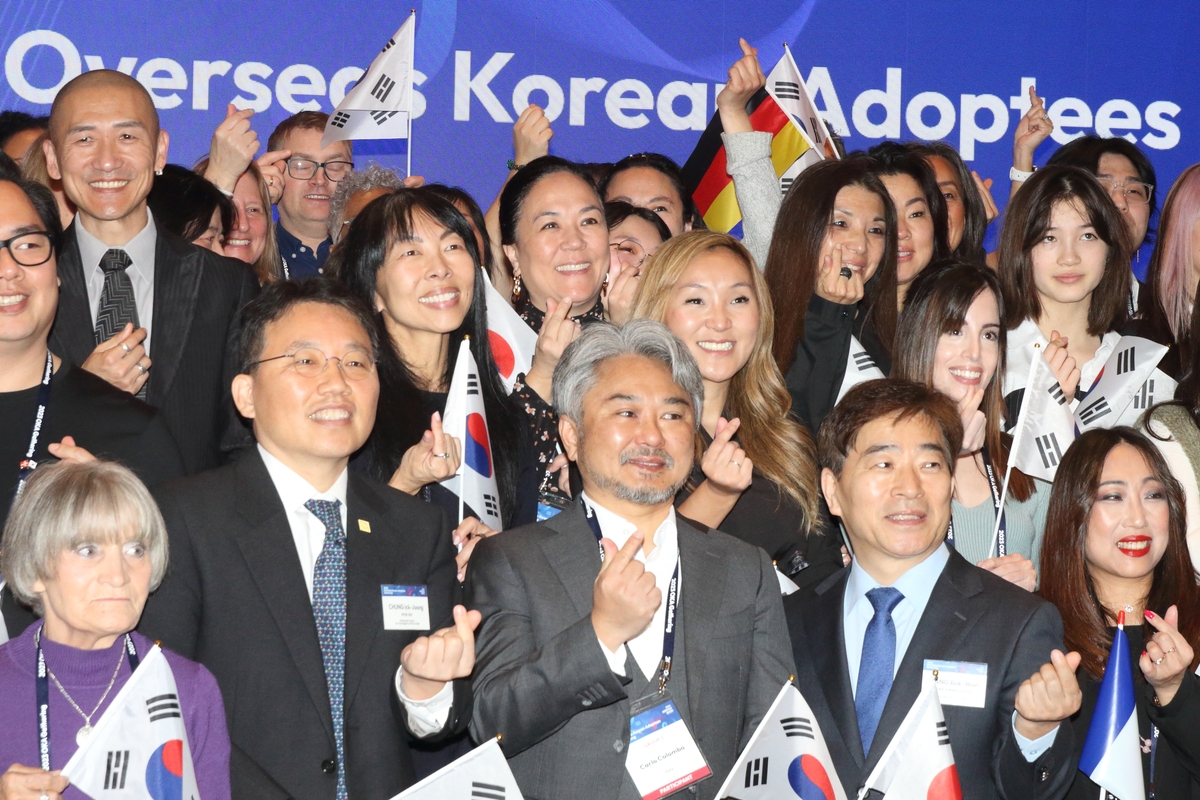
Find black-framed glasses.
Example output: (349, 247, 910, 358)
(254, 348, 375, 381)
(0, 231, 53, 267)
(284, 157, 355, 182)
(1097, 177, 1154, 206)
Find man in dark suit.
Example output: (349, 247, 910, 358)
(467, 320, 794, 800)
(43, 69, 258, 474)
(785, 379, 1082, 799)
(139, 279, 476, 800)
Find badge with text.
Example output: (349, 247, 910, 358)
(922, 659, 988, 708)
(381, 585, 431, 631)
(626, 693, 711, 799)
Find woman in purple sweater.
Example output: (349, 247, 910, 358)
(0, 460, 229, 800)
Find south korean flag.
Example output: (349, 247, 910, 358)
(836, 336, 885, 403)
(322, 13, 416, 147)
(1076, 336, 1175, 431)
(1009, 344, 1077, 482)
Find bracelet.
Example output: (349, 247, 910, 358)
(507, 159, 524, 171)
(1009, 165, 1036, 182)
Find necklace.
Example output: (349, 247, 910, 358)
(34, 627, 128, 746)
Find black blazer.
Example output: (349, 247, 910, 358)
(784, 548, 1077, 800)
(49, 222, 259, 474)
(138, 449, 468, 800)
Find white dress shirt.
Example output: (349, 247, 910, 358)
(584, 493, 681, 681)
(75, 212, 158, 354)
(843, 544, 1056, 761)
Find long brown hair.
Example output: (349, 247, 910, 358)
(192, 158, 283, 284)
(893, 259, 1034, 502)
(630, 231, 821, 531)
(998, 165, 1131, 335)
(1039, 427, 1200, 679)
(1140, 164, 1200, 358)
(765, 156, 899, 373)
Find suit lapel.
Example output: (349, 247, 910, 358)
(147, 234, 201, 405)
(342, 474, 393, 709)
(232, 451, 336, 745)
(536, 502, 603, 619)
(804, 571, 865, 768)
(49, 225, 100, 365)
(863, 550, 984, 771)
(679, 521, 727, 726)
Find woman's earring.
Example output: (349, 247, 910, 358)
(155, 169, 163, 176)
(511, 273, 522, 304)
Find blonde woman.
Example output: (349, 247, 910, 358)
(629, 231, 841, 585)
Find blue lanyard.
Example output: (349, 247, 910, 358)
(15, 351, 53, 502)
(584, 502, 680, 693)
(946, 446, 1007, 558)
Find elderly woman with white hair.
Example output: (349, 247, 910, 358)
(0, 461, 230, 800)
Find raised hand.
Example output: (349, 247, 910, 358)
(523, 297, 581, 401)
(204, 103, 260, 193)
(603, 259, 641, 326)
(0, 763, 69, 800)
(700, 417, 753, 496)
(46, 435, 96, 465)
(453, 516, 498, 582)
(81, 323, 151, 396)
(715, 38, 766, 135)
(976, 553, 1037, 592)
(971, 171, 1000, 223)
(1013, 86, 1054, 174)
(1014, 649, 1083, 739)
(1141, 606, 1195, 706)
(814, 244, 865, 306)
(390, 412, 463, 494)
(1043, 331, 1081, 400)
(592, 532, 661, 652)
(513, 104, 553, 167)
(256, 149, 291, 204)
(957, 387, 986, 455)
(400, 604, 482, 700)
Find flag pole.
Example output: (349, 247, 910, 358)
(986, 349, 1042, 557)
(406, 8, 416, 178)
(457, 334, 468, 525)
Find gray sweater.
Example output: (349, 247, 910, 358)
(722, 130, 782, 270)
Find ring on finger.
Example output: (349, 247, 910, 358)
(41, 794, 50, 800)
(731, 460, 741, 468)
(121, 342, 132, 353)
(1155, 656, 1165, 665)
(433, 452, 450, 459)
(136, 362, 147, 374)
(839, 266, 853, 279)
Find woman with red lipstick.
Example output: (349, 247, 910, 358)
(894, 260, 1048, 589)
(1040, 427, 1200, 798)
(628, 231, 843, 589)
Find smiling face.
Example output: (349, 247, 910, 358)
(928, 155, 965, 252)
(1031, 198, 1109, 308)
(276, 127, 352, 234)
(33, 531, 153, 649)
(882, 172, 935, 286)
(232, 302, 379, 472)
(504, 171, 608, 311)
(1084, 443, 1170, 587)
(561, 354, 695, 507)
(1097, 152, 1151, 251)
(604, 166, 688, 235)
(608, 214, 666, 273)
(0, 181, 58, 348)
(931, 290, 1001, 405)
(192, 206, 225, 255)
(374, 211, 475, 337)
(224, 170, 269, 264)
(823, 412, 953, 578)
(820, 184, 888, 284)
(663, 248, 758, 387)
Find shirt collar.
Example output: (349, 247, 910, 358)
(75, 210, 157, 279)
(275, 221, 330, 255)
(580, 492, 678, 563)
(845, 542, 950, 615)
(258, 444, 348, 513)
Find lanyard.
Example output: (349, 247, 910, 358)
(946, 446, 1007, 558)
(15, 351, 54, 503)
(1148, 723, 1159, 799)
(35, 625, 139, 770)
(584, 502, 680, 693)
(280, 253, 291, 281)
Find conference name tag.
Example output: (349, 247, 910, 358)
(922, 659, 988, 708)
(381, 585, 430, 631)
(626, 693, 711, 799)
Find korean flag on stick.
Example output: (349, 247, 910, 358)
(1080, 611, 1146, 800)
(857, 684, 962, 800)
(441, 338, 504, 530)
(716, 682, 847, 800)
(1075, 336, 1174, 431)
(391, 737, 523, 799)
(61, 645, 201, 799)
(835, 336, 886, 404)
(483, 276, 537, 393)
(1009, 344, 1078, 483)
(322, 12, 416, 148)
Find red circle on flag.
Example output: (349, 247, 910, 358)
(927, 764, 962, 800)
(489, 330, 515, 378)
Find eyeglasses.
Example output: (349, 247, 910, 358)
(284, 158, 355, 182)
(1097, 177, 1153, 206)
(254, 348, 375, 381)
(0, 231, 53, 267)
(609, 238, 649, 270)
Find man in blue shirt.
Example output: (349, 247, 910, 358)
(784, 379, 1082, 800)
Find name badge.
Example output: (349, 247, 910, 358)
(922, 659, 988, 708)
(381, 585, 430, 631)
(626, 692, 711, 799)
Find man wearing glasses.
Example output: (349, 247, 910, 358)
(267, 112, 354, 279)
(140, 279, 475, 800)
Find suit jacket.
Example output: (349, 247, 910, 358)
(138, 449, 468, 800)
(784, 549, 1077, 800)
(49, 222, 259, 474)
(466, 501, 795, 800)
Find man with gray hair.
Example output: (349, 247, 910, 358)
(326, 164, 406, 245)
(466, 319, 794, 800)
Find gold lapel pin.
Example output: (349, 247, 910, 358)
(358, 519, 371, 533)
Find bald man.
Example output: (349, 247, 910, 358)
(44, 70, 258, 473)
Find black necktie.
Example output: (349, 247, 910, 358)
(94, 248, 140, 343)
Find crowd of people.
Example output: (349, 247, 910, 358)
(0, 38, 1199, 800)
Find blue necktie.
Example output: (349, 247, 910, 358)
(855, 586, 904, 756)
(306, 499, 348, 800)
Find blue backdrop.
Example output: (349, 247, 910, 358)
(4, 0, 1197, 271)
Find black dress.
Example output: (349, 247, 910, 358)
(1065, 624, 1200, 799)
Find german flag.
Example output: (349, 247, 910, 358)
(681, 87, 814, 236)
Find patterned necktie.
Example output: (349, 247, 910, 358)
(95, 248, 140, 342)
(306, 499, 348, 800)
(855, 586, 905, 756)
